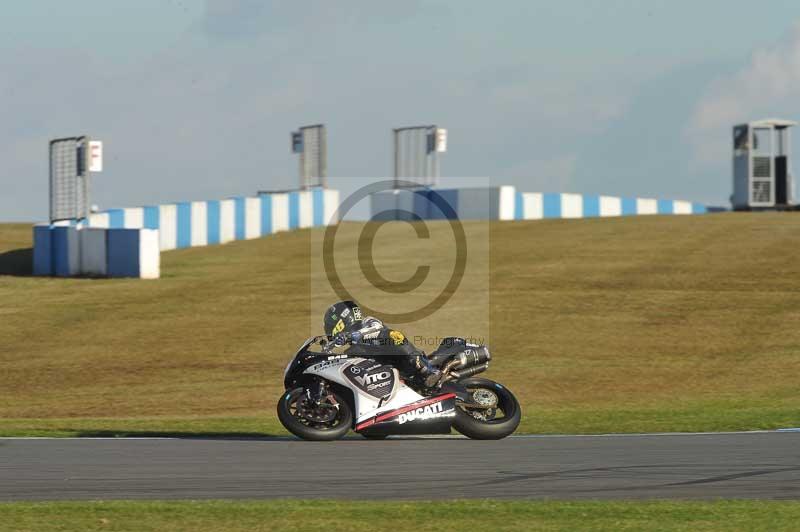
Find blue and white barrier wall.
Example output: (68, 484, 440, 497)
(514, 192, 706, 220)
(86, 189, 339, 251)
(32, 188, 340, 278)
(370, 186, 705, 221)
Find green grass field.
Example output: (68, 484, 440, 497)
(1, 213, 799, 436)
(2, 500, 800, 532)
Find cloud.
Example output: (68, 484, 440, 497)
(687, 22, 800, 165)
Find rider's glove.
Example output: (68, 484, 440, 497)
(333, 331, 362, 346)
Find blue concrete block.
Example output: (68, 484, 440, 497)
(582, 195, 600, 217)
(176, 202, 192, 248)
(427, 189, 459, 220)
(207, 200, 221, 245)
(107, 209, 125, 228)
(543, 194, 561, 218)
(312, 188, 324, 226)
(260, 194, 273, 235)
(234, 196, 246, 240)
(52, 226, 78, 277)
(657, 199, 674, 215)
(143, 206, 159, 229)
(515, 192, 524, 220)
(107, 229, 141, 277)
(621, 198, 637, 216)
(33, 225, 53, 276)
(288, 192, 300, 229)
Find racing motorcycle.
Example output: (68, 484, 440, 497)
(278, 335, 521, 440)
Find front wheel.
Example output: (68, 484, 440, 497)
(452, 377, 521, 440)
(277, 387, 353, 441)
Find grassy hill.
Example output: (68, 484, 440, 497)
(1, 213, 799, 436)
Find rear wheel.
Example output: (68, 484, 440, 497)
(277, 387, 353, 441)
(452, 377, 521, 440)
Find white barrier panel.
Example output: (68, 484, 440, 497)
(191, 201, 208, 246)
(139, 229, 160, 279)
(245, 197, 261, 239)
(158, 204, 177, 251)
(323, 190, 340, 225)
(498, 186, 516, 221)
(636, 198, 658, 215)
(123, 208, 144, 229)
(521, 193, 543, 220)
(88, 212, 110, 228)
(220, 199, 235, 243)
(79, 228, 107, 276)
(272, 193, 289, 232)
(561, 193, 583, 219)
(673, 200, 692, 214)
(298, 191, 313, 228)
(599, 196, 622, 217)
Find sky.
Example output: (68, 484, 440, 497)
(2, 0, 800, 221)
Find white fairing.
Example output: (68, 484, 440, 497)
(304, 357, 426, 423)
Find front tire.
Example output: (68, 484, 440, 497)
(452, 377, 521, 440)
(277, 387, 353, 441)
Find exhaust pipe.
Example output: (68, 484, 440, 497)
(454, 346, 491, 369)
(450, 362, 489, 379)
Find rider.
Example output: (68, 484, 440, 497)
(323, 300, 442, 388)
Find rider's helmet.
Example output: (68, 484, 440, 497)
(323, 300, 363, 337)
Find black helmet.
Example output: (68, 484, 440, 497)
(323, 301, 363, 337)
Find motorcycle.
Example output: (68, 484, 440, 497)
(277, 335, 521, 440)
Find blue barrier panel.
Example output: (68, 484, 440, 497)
(288, 192, 300, 229)
(143, 206, 159, 229)
(107, 229, 140, 277)
(176, 202, 192, 248)
(515, 192, 524, 220)
(33, 225, 53, 275)
(207, 200, 221, 245)
(657, 199, 674, 215)
(427, 189, 458, 220)
(107, 209, 125, 228)
(583, 195, 600, 217)
(412, 190, 430, 219)
(52, 226, 76, 277)
(260, 194, 273, 235)
(621, 198, 637, 216)
(233, 197, 246, 240)
(543, 193, 561, 218)
(692, 203, 707, 214)
(312, 188, 324, 226)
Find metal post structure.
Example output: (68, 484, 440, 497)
(49, 136, 91, 222)
(392, 125, 446, 189)
(292, 124, 327, 190)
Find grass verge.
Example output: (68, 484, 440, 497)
(2, 214, 800, 436)
(1, 500, 799, 532)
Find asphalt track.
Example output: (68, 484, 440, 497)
(2, 432, 799, 501)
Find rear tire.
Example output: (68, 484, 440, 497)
(452, 377, 521, 440)
(277, 387, 353, 441)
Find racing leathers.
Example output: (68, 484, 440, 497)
(333, 316, 442, 388)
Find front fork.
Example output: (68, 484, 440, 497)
(306, 379, 339, 408)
